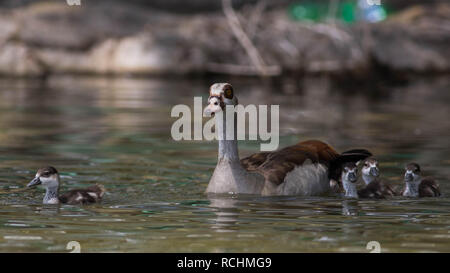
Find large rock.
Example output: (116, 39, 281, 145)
(35, 33, 196, 75)
(13, 1, 160, 50)
(369, 4, 450, 72)
(0, 42, 43, 76)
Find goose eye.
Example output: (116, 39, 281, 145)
(224, 88, 233, 99)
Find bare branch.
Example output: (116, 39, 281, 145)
(246, 0, 267, 38)
(221, 0, 279, 77)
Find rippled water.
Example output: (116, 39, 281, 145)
(0, 76, 448, 252)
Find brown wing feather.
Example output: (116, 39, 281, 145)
(240, 152, 270, 171)
(358, 181, 384, 199)
(297, 140, 340, 165)
(240, 140, 339, 186)
(419, 178, 440, 197)
(382, 182, 398, 196)
(59, 185, 106, 204)
(59, 190, 96, 204)
(358, 179, 397, 199)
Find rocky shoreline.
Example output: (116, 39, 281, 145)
(0, 1, 449, 77)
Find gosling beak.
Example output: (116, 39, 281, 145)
(369, 167, 379, 177)
(27, 177, 41, 188)
(405, 173, 413, 182)
(348, 172, 357, 183)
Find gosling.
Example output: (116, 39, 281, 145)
(27, 166, 105, 204)
(359, 158, 397, 197)
(402, 163, 440, 197)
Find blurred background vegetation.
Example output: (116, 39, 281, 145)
(0, 0, 446, 12)
(0, 0, 448, 78)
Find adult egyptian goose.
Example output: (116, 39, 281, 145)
(27, 166, 106, 204)
(359, 158, 397, 197)
(402, 163, 440, 197)
(203, 83, 372, 196)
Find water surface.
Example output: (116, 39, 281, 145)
(0, 76, 448, 252)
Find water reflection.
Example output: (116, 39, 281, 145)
(34, 205, 61, 216)
(208, 196, 240, 233)
(342, 200, 359, 216)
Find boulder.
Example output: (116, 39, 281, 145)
(0, 42, 43, 76)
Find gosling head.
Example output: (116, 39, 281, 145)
(361, 158, 379, 185)
(27, 166, 60, 189)
(342, 162, 358, 183)
(203, 83, 238, 117)
(341, 162, 359, 198)
(404, 163, 421, 183)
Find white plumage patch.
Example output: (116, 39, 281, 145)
(278, 162, 329, 196)
(75, 193, 83, 201)
(210, 83, 225, 96)
(47, 198, 59, 204)
(88, 192, 98, 198)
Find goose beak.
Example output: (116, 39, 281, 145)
(27, 177, 41, 187)
(369, 167, 379, 177)
(204, 106, 214, 117)
(204, 96, 223, 117)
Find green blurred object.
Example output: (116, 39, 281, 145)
(288, 2, 324, 22)
(341, 1, 356, 23)
(288, 0, 387, 24)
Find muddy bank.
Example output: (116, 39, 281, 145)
(0, 1, 449, 77)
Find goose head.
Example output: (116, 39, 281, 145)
(342, 162, 358, 183)
(404, 162, 421, 183)
(204, 83, 238, 117)
(27, 166, 60, 189)
(362, 158, 379, 178)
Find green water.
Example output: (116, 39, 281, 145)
(0, 76, 448, 252)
